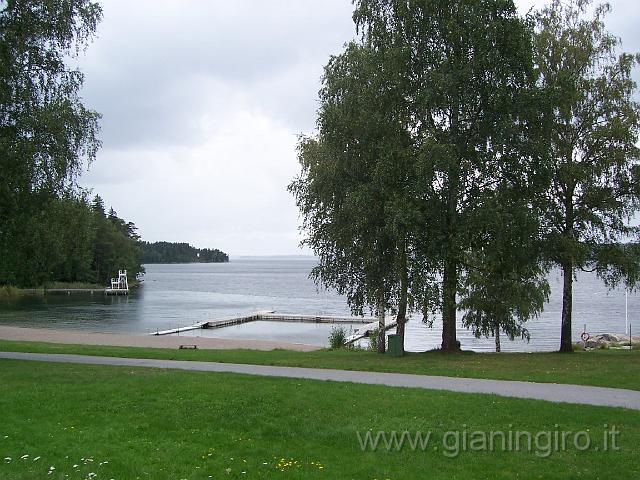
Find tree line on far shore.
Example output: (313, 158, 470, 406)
(142, 242, 229, 264)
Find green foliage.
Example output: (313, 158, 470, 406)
(290, 43, 408, 319)
(368, 328, 381, 352)
(91, 195, 144, 285)
(291, 0, 640, 354)
(0, 0, 102, 199)
(0, 0, 105, 287)
(459, 192, 551, 351)
(534, 0, 640, 351)
(328, 325, 348, 349)
(291, 0, 547, 352)
(0, 192, 143, 287)
(0, 285, 22, 298)
(141, 241, 229, 264)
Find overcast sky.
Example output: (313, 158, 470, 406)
(77, 0, 640, 256)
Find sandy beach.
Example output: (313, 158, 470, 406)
(0, 325, 320, 352)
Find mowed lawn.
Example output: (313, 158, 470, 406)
(1, 339, 639, 390)
(0, 360, 639, 479)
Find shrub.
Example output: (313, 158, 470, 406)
(328, 326, 348, 349)
(368, 328, 380, 352)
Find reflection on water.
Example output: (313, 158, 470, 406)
(0, 256, 637, 352)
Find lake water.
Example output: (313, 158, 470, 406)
(0, 256, 637, 352)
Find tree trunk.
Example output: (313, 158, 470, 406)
(377, 296, 386, 354)
(441, 256, 459, 352)
(494, 323, 501, 353)
(560, 261, 574, 353)
(395, 247, 408, 355)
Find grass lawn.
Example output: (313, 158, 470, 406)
(0, 359, 639, 479)
(0, 339, 638, 390)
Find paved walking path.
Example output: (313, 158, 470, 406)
(2, 351, 639, 410)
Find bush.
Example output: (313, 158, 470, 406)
(368, 328, 380, 352)
(328, 326, 348, 349)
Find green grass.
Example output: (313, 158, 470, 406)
(0, 339, 638, 390)
(0, 287, 43, 298)
(0, 359, 638, 479)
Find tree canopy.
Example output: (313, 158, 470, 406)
(534, 0, 640, 351)
(0, 1, 148, 288)
(0, 0, 106, 286)
(291, 0, 640, 353)
(292, 0, 552, 352)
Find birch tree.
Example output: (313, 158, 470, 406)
(534, 0, 640, 352)
(289, 44, 412, 353)
(354, 0, 538, 351)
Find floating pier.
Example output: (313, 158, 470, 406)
(151, 311, 377, 336)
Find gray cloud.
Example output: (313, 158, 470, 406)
(80, 0, 355, 148)
(76, 0, 640, 255)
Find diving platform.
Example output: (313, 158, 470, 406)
(104, 270, 129, 296)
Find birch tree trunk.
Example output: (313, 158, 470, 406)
(395, 247, 408, 354)
(560, 261, 573, 353)
(377, 296, 386, 354)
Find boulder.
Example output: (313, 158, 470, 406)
(581, 333, 639, 349)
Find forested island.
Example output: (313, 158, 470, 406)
(141, 242, 229, 264)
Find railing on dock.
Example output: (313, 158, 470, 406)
(105, 270, 129, 296)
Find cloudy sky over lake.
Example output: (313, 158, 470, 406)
(77, 0, 640, 256)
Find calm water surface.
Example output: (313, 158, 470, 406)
(0, 256, 637, 352)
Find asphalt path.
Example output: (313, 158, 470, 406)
(2, 351, 639, 410)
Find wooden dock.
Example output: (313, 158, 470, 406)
(45, 288, 129, 296)
(46, 270, 130, 296)
(152, 311, 376, 336)
(104, 288, 129, 296)
(46, 289, 105, 295)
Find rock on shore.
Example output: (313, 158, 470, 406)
(581, 333, 640, 349)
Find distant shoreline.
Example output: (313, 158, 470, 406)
(142, 261, 228, 265)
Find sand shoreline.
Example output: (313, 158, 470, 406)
(0, 325, 320, 352)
